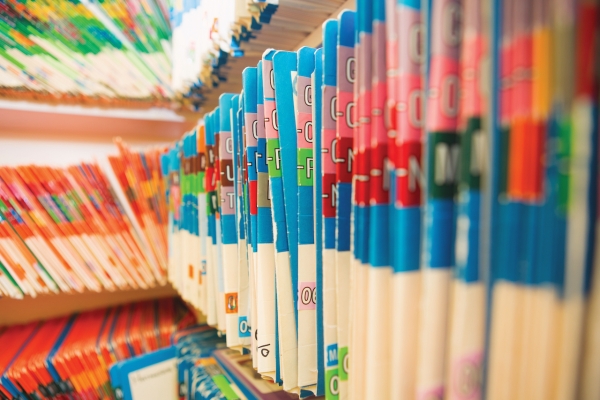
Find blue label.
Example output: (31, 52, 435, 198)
(326, 343, 338, 367)
(238, 316, 251, 337)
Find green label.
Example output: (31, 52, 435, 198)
(427, 132, 460, 199)
(298, 148, 314, 186)
(326, 368, 340, 399)
(338, 346, 349, 381)
(266, 139, 282, 177)
(207, 191, 218, 215)
(498, 126, 510, 197)
(460, 117, 483, 190)
(211, 375, 239, 400)
(197, 171, 206, 194)
(557, 118, 571, 213)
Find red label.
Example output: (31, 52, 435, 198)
(396, 142, 423, 207)
(355, 147, 371, 206)
(336, 137, 354, 183)
(370, 143, 389, 205)
(322, 173, 336, 218)
(249, 180, 257, 216)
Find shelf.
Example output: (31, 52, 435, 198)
(0, 284, 178, 326)
(0, 99, 199, 142)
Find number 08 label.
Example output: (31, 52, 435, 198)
(298, 281, 317, 310)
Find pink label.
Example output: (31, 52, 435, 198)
(356, 38, 372, 158)
(337, 91, 356, 138)
(220, 186, 236, 215)
(397, 74, 423, 144)
(262, 60, 275, 98)
(298, 282, 316, 310)
(322, 85, 338, 175)
(372, 82, 388, 143)
(297, 112, 313, 149)
(386, 39, 399, 102)
(500, 43, 513, 123)
(323, 86, 337, 130)
(372, 29, 389, 202)
(264, 101, 278, 139)
(418, 386, 444, 400)
(257, 104, 266, 139)
(460, 35, 484, 119)
(430, 0, 461, 59)
(220, 131, 233, 160)
(357, 89, 372, 154)
(372, 6, 387, 152)
(245, 112, 258, 147)
(322, 129, 337, 175)
(427, 56, 460, 132)
(386, 32, 399, 165)
(451, 352, 483, 400)
(337, 46, 355, 93)
(398, 8, 424, 75)
(373, 22, 387, 85)
(356, 37, 372, 94)
(296, 76, 313, 114)
(512, 35, 532, 117)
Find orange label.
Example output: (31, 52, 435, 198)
(225, 293, 238, 314)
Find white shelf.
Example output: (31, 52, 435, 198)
(0, 284, 178, 326)
(0, 100, 199, 143)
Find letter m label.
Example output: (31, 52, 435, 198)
(428, 132, 460, 199)
(326, 344, 338, 367)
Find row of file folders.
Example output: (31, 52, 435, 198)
(1, 296, 303, 400)
(0, 298, 196, 400)
(0, 143, 169, 297)
(161, 0, 600, 399)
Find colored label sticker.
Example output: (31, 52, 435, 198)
(298, 148, 314, 186)
(326, 343, 338, 367)
(451, 352, 483, 400)
(225, 292, 238, 314)
(427, 133, 460, 199)
(418, 386, 444, 400)
(325, 368, 340, 399)
(298, 281, 316, 310)
(338, 346, 349, 381)
(266, 139, 282, 178)
(238, 316, 251, 337)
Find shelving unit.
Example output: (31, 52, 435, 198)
(0, 0, 356, 329)
(0, 100, 198, 143)
(0, 284, 177, 326)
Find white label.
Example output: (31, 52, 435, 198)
(128, 358, 178, 400)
